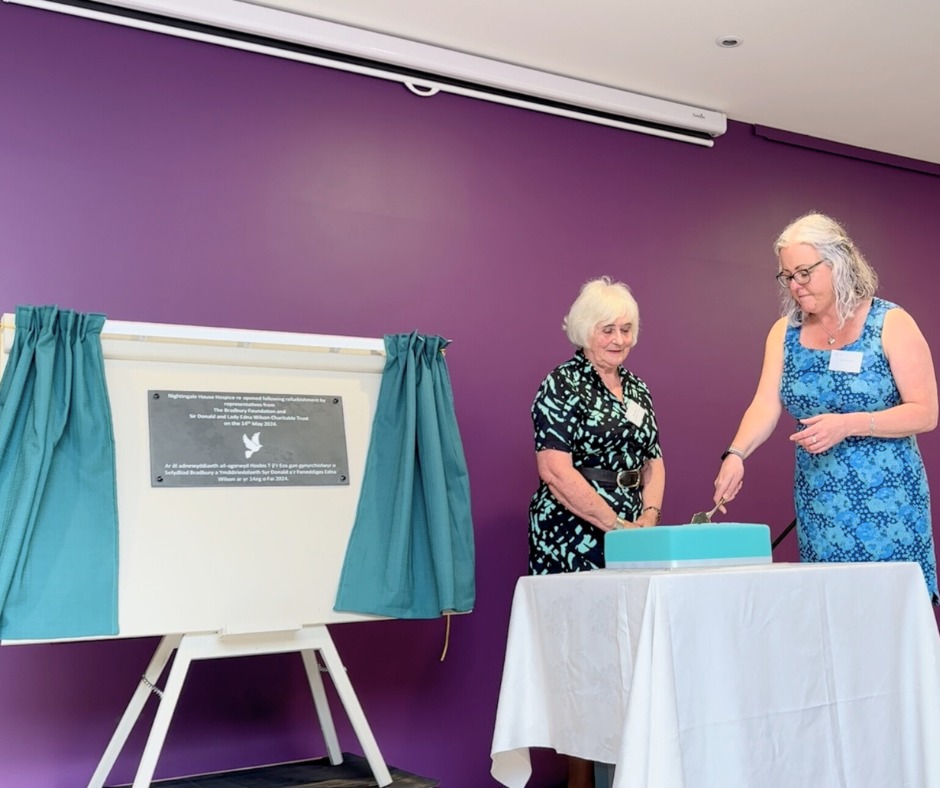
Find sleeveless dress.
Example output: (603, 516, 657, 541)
(528, 350, 662, 574)
(780, 297, 939, 601)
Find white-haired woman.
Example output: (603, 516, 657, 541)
(529, 276, 665, 575)
(714, 212, 938, 601)
(529, 276, 665, 788)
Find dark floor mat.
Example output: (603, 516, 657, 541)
(108, 753, 439, 787)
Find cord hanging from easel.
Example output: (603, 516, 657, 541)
(439, 613, 451, 662)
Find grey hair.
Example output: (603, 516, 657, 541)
(774, 212, 878, 328)
(563, 276, 640, 348)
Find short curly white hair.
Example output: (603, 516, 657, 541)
(563, 276, 639, 349)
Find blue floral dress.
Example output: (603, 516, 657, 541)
(528, 350, 662, 574)
(780, 298, 939, 601)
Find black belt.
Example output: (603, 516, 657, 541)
(578, 467, 643, 490)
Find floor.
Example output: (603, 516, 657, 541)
(108, 753, 440, 787)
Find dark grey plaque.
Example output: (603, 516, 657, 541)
(148, 390, 350, 488)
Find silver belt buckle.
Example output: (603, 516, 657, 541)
(616, 470, 636, 489)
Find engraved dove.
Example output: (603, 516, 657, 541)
(242, 431, 262, 458)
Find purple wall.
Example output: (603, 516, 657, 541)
(2, 4, 940, 787)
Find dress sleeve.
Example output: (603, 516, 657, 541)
(643, 409, 663, 461)
(630, 376, 662, 462)
(531, 368, 580, 453)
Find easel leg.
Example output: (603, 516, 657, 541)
(130, 636, 196, 788)
(317, 634, 393, 787)
(301, 649, 342, 765)
(89, 628, 391, 788)
(86, 635, 181, 788)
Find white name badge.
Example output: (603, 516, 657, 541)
(626, 399, 646, 426)
(828, 349, 863, 373)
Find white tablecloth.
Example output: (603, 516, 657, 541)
(490, 562, 940, 788)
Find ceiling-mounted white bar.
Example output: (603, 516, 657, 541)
(224, 0, 725, 136)
(4, 0, 724, 145)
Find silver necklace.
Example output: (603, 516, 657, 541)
(819, 322, 837, 345)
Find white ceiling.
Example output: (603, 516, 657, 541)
(241, 0, 940, 165)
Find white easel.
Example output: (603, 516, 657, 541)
(87, 625, 392, 788)
(1, 317, 394, 788)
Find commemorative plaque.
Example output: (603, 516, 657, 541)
(148, 390, 350, 487)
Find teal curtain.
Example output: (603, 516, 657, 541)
(335, 332, 475, 618)
(0, 305, 118, 639)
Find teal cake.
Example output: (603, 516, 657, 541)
(604, 523, 772, 569)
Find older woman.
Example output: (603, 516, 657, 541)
(529, 276, 664, 788)
(529, 276, 665, 576)
(714, 212, 939, 601)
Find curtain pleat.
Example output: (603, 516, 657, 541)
(0, 305, 118, 639)
(334, 332, 475, 618)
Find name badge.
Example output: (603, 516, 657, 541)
(626, 399, 646, 426)
(828, 349, 863, 374)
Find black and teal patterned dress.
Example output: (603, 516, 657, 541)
(780, 297, 939, 601)
(528, 350, 662, 574)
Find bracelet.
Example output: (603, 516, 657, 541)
(720, 446, 746, 462)
(642, 505, 662, 525)
(869, 413, 875, 437)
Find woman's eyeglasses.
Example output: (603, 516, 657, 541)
(775, 260, 826, 287)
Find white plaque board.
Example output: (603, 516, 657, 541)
(0, 316, 386, 639)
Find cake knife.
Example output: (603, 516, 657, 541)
(690, 497, 725, 524)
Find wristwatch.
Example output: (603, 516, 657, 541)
(720, 447, 745, 462)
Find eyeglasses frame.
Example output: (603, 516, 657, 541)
(775, 259, 827, 287)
